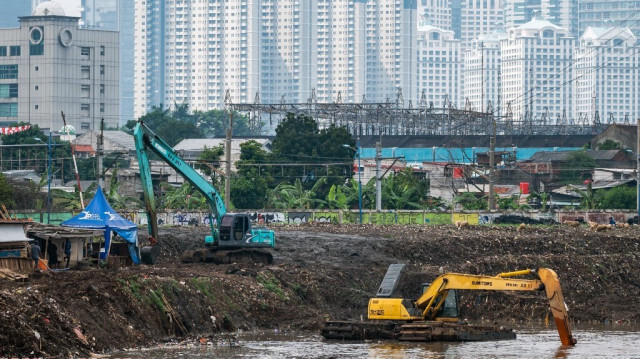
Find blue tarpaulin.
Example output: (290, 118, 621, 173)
(61, 187, 140, 264)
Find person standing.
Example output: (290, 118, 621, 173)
(30, 241, 41, 270)
(63, 239, 72, 268)
(48, 242, 59, 269)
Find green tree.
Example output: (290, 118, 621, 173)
(1, 124, 51, 174)
(51, 183, 97, 211)
(568, 182, 596, 209)
(595, 185, 636, 209)
(342, 178, 361, 209)
(527, 191, 550, 211)
(105, 168, 142, 210)
(231, 140, 271, 209)
(560, 151, 597, 184)
(271, 113, 320, 161)
(125, 107, 261, 138)
(266, 179, 326, 210)
(0, 123, 46, 145)
(270, 112, 323, 190)
(381, 169, 428, 209)
(237, 140, 269, 169)
(121, 119, 137, 135)
(270, 113, 354, 202)
(196, 145, 224, 185)
(316, 124, 356, 192)
(360, 178, 378, 210)
(4, 176, 46, 210)
(231, 176, 269, 209)
(496, 195, 531, 210)
(134, 105, 204, 147)
(596, 139, 622, 150)
(0, 174, 14, 208)
(325, 184, 348, 209)
(194, 109, 260, 137)
(159, 182, 208, 210)
(454, 192, 488, 210)
(76, 157, 97, 181)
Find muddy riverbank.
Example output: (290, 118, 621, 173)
(1, 224, 639, 357)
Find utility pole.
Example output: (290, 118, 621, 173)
(357, 138, 362, 224)
(97, 118, 104, 187)
(61, 111, 84, 209)
(47, 132, 51, 224)
(375, 141, 382, 211)
(488, 117, 496, 210)
(224, 111, 233, 209)
(637, 118, 639, 221)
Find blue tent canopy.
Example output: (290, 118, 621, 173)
(61, 187, 140, 264)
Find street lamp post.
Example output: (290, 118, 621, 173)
(344, 142, 363, 224)
(47, 132, 51, 223)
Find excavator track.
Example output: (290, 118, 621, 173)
(398, 321, 516, 342)
(321, 320, 515, 342)
(321, 321, 400, 340)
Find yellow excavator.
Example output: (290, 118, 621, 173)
(323, 267, 577, 346)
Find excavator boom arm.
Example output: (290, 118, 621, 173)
(412, 268, 576, 346)
(134, 121, 227, 240)
(414, 273, 543, 309)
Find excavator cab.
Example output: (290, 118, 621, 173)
(218, 214, 252, 247)
(420, 283, 459, 321)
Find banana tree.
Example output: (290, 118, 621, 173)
(105, 168, 142, 210)
(51, 183, 97, 211)
(568, 183, 597, 209)
(380, 175, 426, 210)
(326, 184, 348, 209)
(159, 182, 209, 210)
(496, 194, 531, 210)
(266, 179, 326, 210)
(454, 192, 488, 210)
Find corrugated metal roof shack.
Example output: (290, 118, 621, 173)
(27, 224, 102, 269)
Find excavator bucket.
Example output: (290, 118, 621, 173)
(537, 268, 577, 346)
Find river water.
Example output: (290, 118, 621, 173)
(107, 327, 640, 359)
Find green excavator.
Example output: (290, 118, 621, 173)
(133, 120, 275, 265)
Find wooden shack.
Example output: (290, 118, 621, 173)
(0, 219, 34, 270)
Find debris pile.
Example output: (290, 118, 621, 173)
(0, 224, 638, 357)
